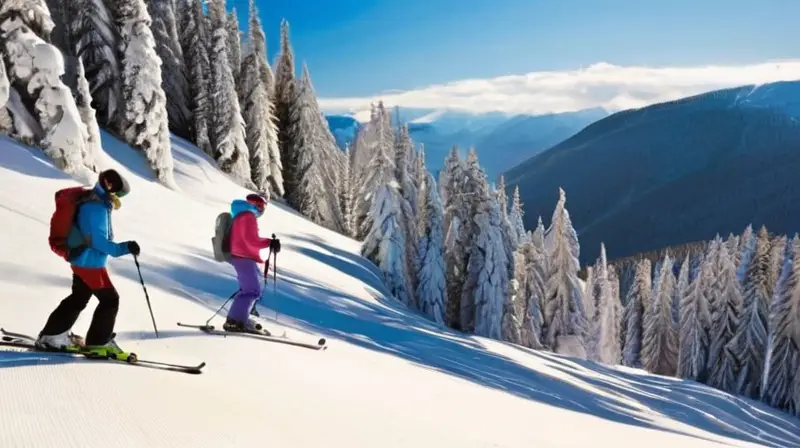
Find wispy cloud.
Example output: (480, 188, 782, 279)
(318, 60, 800, 116)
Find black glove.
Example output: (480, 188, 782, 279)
(127, 241, 140, 256)
(269, 238, 281, 253)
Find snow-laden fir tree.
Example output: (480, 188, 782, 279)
(622, 259, 650, 367)
(67, 0, 121, 125)
(205, 0, 251, 188)
(737, 224, 755, 283)
(246, 0, 273, 98)
(440, 146, 468, 329)
(583, 265, 596, 332)
(147, 0, 189, 138)
(730, 226, 771, 398)
(289, 64, 343, 230)
(273, 19, 298, 200)
(677, 246, 713, 381)
(108, 0, 175, 187)
(226, 9, 241, 86)
(356, 103, 394, 238)
(414, 172, 448, 324)
(543, 188, 590, 356)
(509, 186, 527, 245)
(362, 181, 412, 307)
(0, 1, 95, 180)
(394, 124, 420, 292)
(339, 145, 355, 237)
(767, 234, 787, 300)
(458, 149, 491, 331)
(520, 225, 547, 350)
(761, 235, 800, 412)
(641, 254, 678, 375)
(465, 179, 510, 340)
(706, 242, 743, 393)
(74, 58, 101, 172)
(178, 0, 211, 155)
(674, 255, 690, 329)
(0, 54, 11, 134)
(593, 244, 623, 365)
(413, 144, 427, 233)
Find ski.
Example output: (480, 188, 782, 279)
(0, 329, 205, 374)
(176, 322, 327, 350)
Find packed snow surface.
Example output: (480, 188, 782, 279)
(0, 132, 797, 448)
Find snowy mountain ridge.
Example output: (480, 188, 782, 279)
(0, 126, 798, 446)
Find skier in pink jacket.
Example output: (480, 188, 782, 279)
(224, 194, 280, 333)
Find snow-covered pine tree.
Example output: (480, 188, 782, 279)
(339, 145, 355, 237)
(74, 57, 101, 172)
(622, 259, 650, 367)
(542, 188, 590, 357)
(458, 149, 491, 332)
(593, 244, 622, 365)
(677, 246, 713, 381)
(108, 0, 175, 187)
(674, 255, 690, 329)
(414, 171, 447, 324)
(205, 0, 251, 188)
(706, 242, 744, 393)
(737, 224, 755, 283)
(509, 186, 527, 245)
(465, 179, 510, 340)
(239, 43, 271, 195)
(730, 226, 771, 398)
(0, 0, 94, 179)
(246, 0, 273, 98)
(394, 124, 420, 293)
(0, 55, 11, 134)
(440, 146, 468, 329)
(67, 0, 121, 126)
(496, 175, 510, 230)
(583, 265, 596, 333)
(362, 181, 412, 307)
(520, 226, 547, 349)
(413, 144, 427, 228)
(767, 234, 787, 300)
(226, 9, 240, 86)
(178, 0, 211, 155)
(147, 0, 190, 138)
(273, 19, 299, 201)
(761, 235, 800, 412)
(356, 103, 394, 238)
(641, 254, 678, 375)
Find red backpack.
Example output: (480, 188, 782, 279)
(48, 186, 92, 260)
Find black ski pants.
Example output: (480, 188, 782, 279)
(40, 269, 120, 346)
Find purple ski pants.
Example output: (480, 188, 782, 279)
(226, 257, 263, 323)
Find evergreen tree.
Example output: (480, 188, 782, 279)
(239, 45, 272, 195)
(509, 186, 527, 245)
(641, 254, 678, 375)
(205, 0, 251, 188)
(458, 149, 489, 332)
(68, 0, 121, 125)
(761, 235, 800, 412)
(520, 226, 547, 350)
(593, 244, 622, 365)
(542, 188, 589, 356)
(273, 19, 298, 201)
(413, 144, 427, 235)
(706, 243, 743, 393)
(178, 0, 211, 155)
(226, 9, 241, 86)
(677, 246, 713, 381)
(246, 0, 274, 98)
(109, 0, 175, 187)
(731, 226, 771, 398)
(394, 124, 420, 293)
(440, 146, 468, 329)
(362, 182, 412, 307)
(415, 172, 448, 324)
(147, 0, 189, 137)
(622, 259, 650, 367)
(0, 0, 94, 179)
(74, 58, 101, 172)
(674, 255, 690, 330)
(737, 224, 756, 283)
(339, 145, 355, 237)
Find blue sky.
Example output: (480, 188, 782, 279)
(231, 0, 800, 115)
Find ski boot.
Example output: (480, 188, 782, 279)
(82, 334, 137, 363)
(35, 330, 85, 353)
(223, 317, 271, 336)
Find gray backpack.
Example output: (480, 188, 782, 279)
(212, 212, 233, 262)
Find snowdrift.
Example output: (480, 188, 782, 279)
(0, 133, 797, 447)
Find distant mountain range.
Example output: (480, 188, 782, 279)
(504, 80, 800, 265)
(325, 107, 607, 180)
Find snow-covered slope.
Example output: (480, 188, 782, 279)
(0, 133, 797, 447)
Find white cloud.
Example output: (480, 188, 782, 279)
(318, 60, 800, 116)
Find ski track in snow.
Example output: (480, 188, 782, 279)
(0, 132, 797, 447)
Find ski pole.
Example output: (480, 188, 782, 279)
(250, 247, 272, 317)
(271, 234, 279, 324)
(133, 254, 159, 338)
(205, 290, 237, 326)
